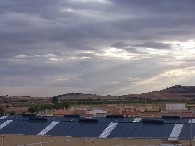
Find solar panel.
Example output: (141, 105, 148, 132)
(0, 115, 194, 140)
(168, 124, 183, 140)
(37, 121, 59, 135)
(99, 122, 118, 138)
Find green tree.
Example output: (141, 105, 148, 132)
(0, 107, 5, 115)
(28, 106, 39, 113)
(51, 96, 59, 104)
(61, 101, 70, 109)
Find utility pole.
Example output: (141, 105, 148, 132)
(190, 116, 192, 146)
(190, 108, 194, 146)
(1, 135, 4, 146)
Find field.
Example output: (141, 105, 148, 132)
(0, 134, 192, 146)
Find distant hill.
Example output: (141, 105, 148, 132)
(53, 85, 195, 101)
(139, 85, 195, 99)
(160, 85, 195, 93)
(122, 85, 195, 100)
(3, 85, 195, 102)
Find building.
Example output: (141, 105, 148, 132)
(166, 103, 187, 111)
(88, 109, 107, 117)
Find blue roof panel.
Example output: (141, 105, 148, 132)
(47, 121, 110, 137)
(0, 120, 50, 135)
(0, 115, 194, 140)
(108, 123, 174, 139)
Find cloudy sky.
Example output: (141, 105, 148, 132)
(1, 0, 195, 97)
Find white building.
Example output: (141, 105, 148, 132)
(166, 103, 187, 111)
(88, 109, 107, 117)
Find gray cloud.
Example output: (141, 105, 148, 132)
(1, 0, 195, 96)
(132, 42, 171, 49)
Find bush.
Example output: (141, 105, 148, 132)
(0, 106, 5, 115)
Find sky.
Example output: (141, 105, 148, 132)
(1, 0, 195, 97)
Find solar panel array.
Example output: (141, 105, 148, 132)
(0, 115, 193, 140)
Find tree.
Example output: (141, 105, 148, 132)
(5, 105, 10, 109)
(0, 107, 5, 115)
(28, 106, 39, 113)
(7, 111, 15, 115)
(61, 101, 70, 109)
(51, 96, 58, 104)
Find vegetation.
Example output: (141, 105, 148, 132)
(0, 106, 5, 115)
(6, 111, 15, 115)
(1, 89, 194, 114)
(54, 93, 97, 98)
(28, 101, 70, 113)
(51, 96, 59, 104)
(61, 97, 188, 106)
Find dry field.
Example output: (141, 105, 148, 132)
(6, 107, 29, 114)
(0, 134, 192, 146)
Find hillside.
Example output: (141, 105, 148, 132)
(2, 85, 195, 103)
(135, 85, 195, 99)
(50, 85, 195, 101)
(160, 85, 195, 93)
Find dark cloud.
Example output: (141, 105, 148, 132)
(111, 0, 195, 15)
(132, 42, 171, 49)
(111, 42, 129, 48)
(0, 0, 195, 96)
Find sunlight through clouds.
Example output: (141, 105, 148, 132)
(163, 40, 195, 60)
(160, 68, 195, 77)
(95, 47, 138, 60)
(166, 40, 195, 49)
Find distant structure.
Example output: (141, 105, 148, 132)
(166, 103, 187, 111)
(88, 109, 107, 117)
